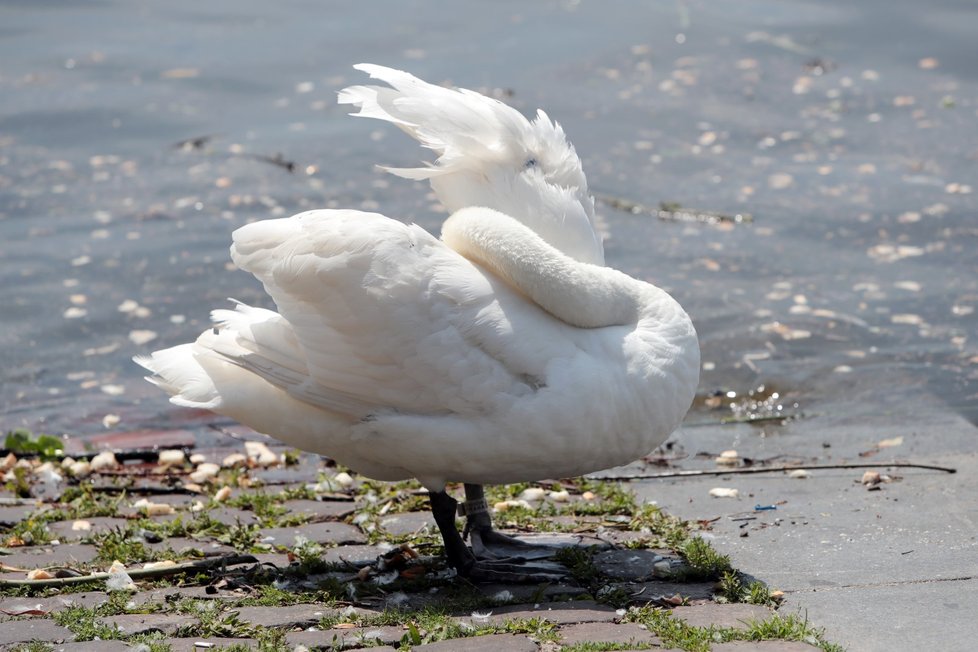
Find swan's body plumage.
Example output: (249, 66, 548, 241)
(138, 64, 699, 492)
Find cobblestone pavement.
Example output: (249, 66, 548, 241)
(0, 429, 831, 651)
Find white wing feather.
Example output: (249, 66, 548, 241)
(225, 209, 561, 420)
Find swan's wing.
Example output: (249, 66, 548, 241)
(226, 209, 553, 419)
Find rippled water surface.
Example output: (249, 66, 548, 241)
(1, 0, 975, 440)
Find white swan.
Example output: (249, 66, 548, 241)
(136, 64, 699, 579)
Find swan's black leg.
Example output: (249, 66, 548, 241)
(429, 489, 475, 574)
(462, 484, 547, 558)
(428, 486, 565, 582)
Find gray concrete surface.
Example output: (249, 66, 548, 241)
(631, 398, 978, 652)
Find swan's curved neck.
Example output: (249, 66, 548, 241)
(442, 207, 648, 329)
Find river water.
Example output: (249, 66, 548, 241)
(1, 0, 975, 443)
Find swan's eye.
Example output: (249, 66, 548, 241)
(523, 157, 537, 170)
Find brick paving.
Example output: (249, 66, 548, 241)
(0, 433, 826, 651)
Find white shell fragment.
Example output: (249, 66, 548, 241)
(27, 569, 55, 580)
(189, 462, 221, 483)
(132, 498, 176, 516)
(709, 487, 740, 498)
(715, 450, 740, 466)
(142, 560, 177, 571)
(90, 451, 119, 472)
(69, 461, 92, 478)
(244, 441, 279, 467)
(106, 562, 136, 591)
(517, 487, 546, 502)
(493, 499, 532, 512)
(221, 453, 248, 469)
(158, 450, 186, 466)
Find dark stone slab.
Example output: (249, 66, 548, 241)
(558, 622, 661, 646)
(618, 580, 717, 603)
(130, 585, 245, 607)
(712, 641, 821, 651)
(260, 521, 366, 548)
(321, 544, 387, 564)
(0, 505, 37, 527)
(593, 548, 668, 581)
(476, 582, 590, 603)
(201, 507, 259, 526)
(64, 429, 196, 455)
(48, 517, 131, 541)
(416, 633, 539, 651)
(50, 641, 132, 652)
(286, 626, 404, 648)
(162, 638, 260, 651)
(1, 543, 99, 569)
(379, 511, 436, 536)
(252, 465, 322, 485)
(461, 600, 617, 627)
(231, 604, 345, 628)
(0, 618, 73, 645)
(0, 591, 108, 616)
(669, 603, 773, 630)
(100, 612, 197, 636)
(146, 537, 236, 557)
(282, 498, 357, 521)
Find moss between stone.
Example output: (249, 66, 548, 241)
(0, 435, 841, 651)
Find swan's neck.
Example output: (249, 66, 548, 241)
(442, 207, 652, 329)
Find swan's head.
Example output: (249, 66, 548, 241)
(338, 64, 604, 266)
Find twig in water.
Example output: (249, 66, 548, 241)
(589, 461, 956, 481)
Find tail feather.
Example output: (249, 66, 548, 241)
(338, 63, 532, 179)
(134, 344, 222, 410)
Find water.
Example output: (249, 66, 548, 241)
(1, 0, 975, 439)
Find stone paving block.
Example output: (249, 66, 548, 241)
(63, 428, 196, 455)
(462, 600, 617, 627)
(0, 504, 37, 526)
(593, 548, 668, 581)
(1, 543, 99, 570)
(620, 579, 717, 602)
(162, 638, 261, 651)
(52, 641, 133, 652)
(476, 582, 590, 603)
(260, 521, 366, 548)
(0, 591, 109, 616)
(282, 498, 357, 520)
(253, 465, 322, 485)
(231, 604, 349, 628)
(712, 641, 821, 651)
(321, 543, 388, 564)
(146, 537, 237, 557)
(191, 506, 257, 526)
(557, 621, 660, 646)
(47, 517, 131, 541)
(416, 633, 540, 651)
(129, 585, 246, 607)
(379, 511, 436, 536)
(100, 612, 198, 636)
(286, 625, 405, 648)
(0, 618, 74, 645)
(668, 603, 773, 630)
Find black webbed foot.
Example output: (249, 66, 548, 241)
(428, 484, 569, 583)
